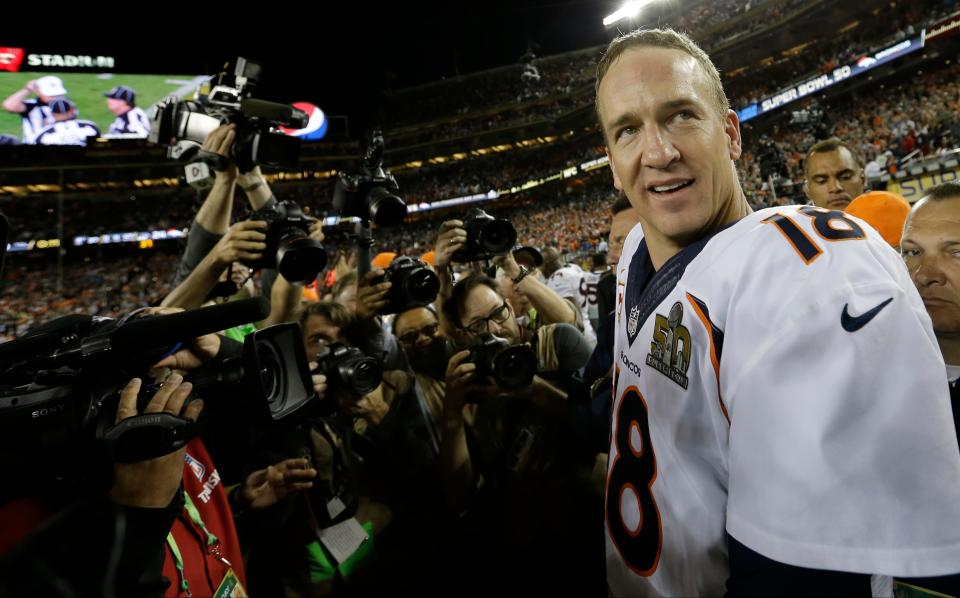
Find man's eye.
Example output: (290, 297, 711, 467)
(616, 126, 636, 140)
(673, 111, 695, 122)
(901, 249, 920, 258)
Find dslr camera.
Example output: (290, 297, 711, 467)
(451, 208, 517, 263)
(149, 57, 308, 177)
(314, 343, 383, 404)
(372, 256, 439, 315)
(244, 200, 326, 284)
(332, 129, 407, 227)
(469, 333, 536, 391)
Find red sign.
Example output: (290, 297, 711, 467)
(0, 47, 24, 72)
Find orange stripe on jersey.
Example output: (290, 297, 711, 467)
(686, 293, 730, 424)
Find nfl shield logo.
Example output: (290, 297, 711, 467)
(628, 305, 640, 337)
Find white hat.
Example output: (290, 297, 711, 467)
(35, 76, 67, 97)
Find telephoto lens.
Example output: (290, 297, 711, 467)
(451, 208, 518, 263)
(315, 343, 383, 397)
(470, 334, 537, 389)
(375, 256, 440, 314)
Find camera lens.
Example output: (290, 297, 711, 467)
(492, 345, 536, 389)
(276, 231, 327, 284)
(256, 343, 285, 413)
(479, 219, 517, 256)
(367, 185, 407, 228)
(341, 357, 383, 397)
(404, 268, 440, 304)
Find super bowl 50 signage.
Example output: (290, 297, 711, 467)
(0, 47, 115, 72)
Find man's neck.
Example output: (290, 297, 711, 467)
(938, 334, 960, 366)
(648, 190, 752, 270)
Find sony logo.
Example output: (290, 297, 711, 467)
(32, 404, 65, 418)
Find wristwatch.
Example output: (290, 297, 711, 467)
(512, 265, 530, 285)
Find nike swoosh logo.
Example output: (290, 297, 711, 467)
(841, 298, 894, 332)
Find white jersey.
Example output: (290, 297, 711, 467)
(607, 205, 960, 596)
(17, 99, 54, 144)
(547, 263, 597, 349)
(106, 106, 151, 137)
(34, 119, 101, 146)
(582, 270, 602, 325)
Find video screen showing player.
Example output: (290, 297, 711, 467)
(0, 72, 208, 145)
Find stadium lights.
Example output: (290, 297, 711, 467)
(603, 0, 658, 27)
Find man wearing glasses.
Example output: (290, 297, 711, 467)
(436, 274, 605, 595)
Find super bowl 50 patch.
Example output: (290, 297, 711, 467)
(646, 301, 691, 389)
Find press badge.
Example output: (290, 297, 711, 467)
(326, 496, 347, 520)
(318, 517, 369, 564)
(213, 568, 248, 598)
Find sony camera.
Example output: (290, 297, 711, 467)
(451, 208, 517, 263)
(149, 57, 307, 175)
(469, 334, 536, 390)
(244, 200, 326, 284)
(315, 343, 383, 400)
(0, 299, 316, 476)
(332, 129, 407, 227)
(372, 256, 439, 315)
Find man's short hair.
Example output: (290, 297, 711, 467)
(612, 194, 633, 216)
(442, 275, 501, 329)
(595, 28, 729, 123)
(392, 304, 438, 335)
(330, 270, 358, 301)
(920, 182, 960, 203)
(298, 301, 353, 331)
(804, 138, 863, 175)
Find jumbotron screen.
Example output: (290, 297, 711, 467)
(0, 71, 209, 145)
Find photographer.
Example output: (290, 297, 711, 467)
(434, 219, 582, 335)
(0, 302, 319, 597)
(437, 274, 604, 595)
(281, 302, 441, 595)
(162, 124, 321, 332)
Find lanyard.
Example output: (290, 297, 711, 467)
(166, 493, 232, 598)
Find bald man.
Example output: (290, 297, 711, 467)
(901, 182, 960, 410)
(897, 180, 960, 598)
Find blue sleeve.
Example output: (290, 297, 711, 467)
(726, 533, 872, 596)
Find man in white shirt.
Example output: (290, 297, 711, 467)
(598, 27, 960, 597)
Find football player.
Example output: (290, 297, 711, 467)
(597, 28, 960, 596)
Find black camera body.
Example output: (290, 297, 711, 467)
(315, 343, 383, 400)
(373, 256, 439, 315)
(245, 200, 326, 284)
(469, 334, 536, 390)
(332, 129, 407, 228)
(149, 57, 307, 172)
(451, 208, 517, 263)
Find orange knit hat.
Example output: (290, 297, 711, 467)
(844, 191, 911, 247)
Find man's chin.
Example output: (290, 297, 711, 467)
(826, 198, 851, 210)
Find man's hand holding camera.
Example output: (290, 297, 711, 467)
(201, 124, 238, 178)
(211, 220, 268, 269)
(111, 376, 204, 509)
(356, 269, 391, 320)
(435, 220, 467, 269)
